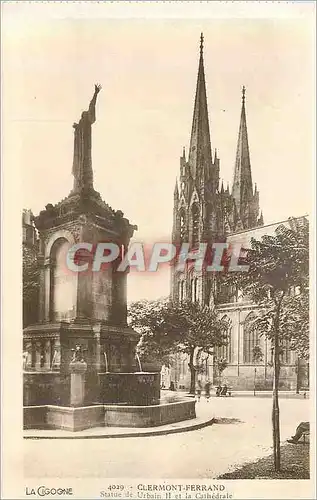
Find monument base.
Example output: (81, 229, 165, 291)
(103, 400, 196, 428)
(23, 399, 196, 431)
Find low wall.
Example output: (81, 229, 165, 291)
(99, 372, 160, 405)
(23, 399, 196, 430)
(104, 399, 196, 428)
(46, 405, 104, 431)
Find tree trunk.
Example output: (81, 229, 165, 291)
(296, 357, 300, 394)
(188, 349, 196, 394)
(272, 330, 281, 472)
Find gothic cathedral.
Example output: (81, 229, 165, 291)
(169, 35, 302, 390)
(171, 34, 263, 307)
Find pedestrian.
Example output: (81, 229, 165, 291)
(287, 422, 309, 443)
(220, 384, 228, 396)
(169, 381, 175, 391)
(196, 379, 202, 401)
(205, 380, 211, 401)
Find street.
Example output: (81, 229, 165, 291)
(24, 395, 309, 479)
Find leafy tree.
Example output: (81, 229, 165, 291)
(23, 244, 39, 328)
(128, 298, 174, 367)
(252, 345, 264, 396)
(128, 298, 230, 394)
(223, 217, 309, 471)
(279, 286, 309, 361)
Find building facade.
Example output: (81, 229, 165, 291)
(170, 35, 306, 391)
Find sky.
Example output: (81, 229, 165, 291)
(3, 6, 315, 301)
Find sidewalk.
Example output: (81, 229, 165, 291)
(24, 396, 309, 479)
(23, 391, 308, 440)
(175, 389, 309, 399)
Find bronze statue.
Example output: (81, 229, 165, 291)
(72, 84, 101, 192)
(71, 344, 85, 363)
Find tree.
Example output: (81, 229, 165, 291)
(128, 298, 230, 394)
(279, 283, 309, 393)
(23, 244, 39, 328)
(223, 217, 309, 472)
(279, 286, 309, 361)
(252, 345, 264, 396)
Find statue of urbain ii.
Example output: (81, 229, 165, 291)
(72, 84, 101, 192)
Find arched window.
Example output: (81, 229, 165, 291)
(50, 238, 77, 321)
(243, 313, 260, 364)
(217, 316, 232, 363)
(191, 277, 198, 302)
(178, 280, 185, 302)
(280, 339, 291, 365)
(180, 210, 186, 241)
(191, 203, 200, 246)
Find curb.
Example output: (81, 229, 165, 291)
(23, 417, 215, 440)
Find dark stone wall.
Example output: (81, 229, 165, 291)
(99, 372, 160, 405)
(24, 372, 70, 406)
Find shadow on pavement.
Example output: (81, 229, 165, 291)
(213, 417, 243, 425)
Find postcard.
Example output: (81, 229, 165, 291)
(1, 1, 315, 499)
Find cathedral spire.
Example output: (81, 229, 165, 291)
(174, 178, 179, 199)
(232, 86, 254, 226)
(188, 33, 213, 181)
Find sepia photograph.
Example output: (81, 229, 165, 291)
(1, 1, 315, 499)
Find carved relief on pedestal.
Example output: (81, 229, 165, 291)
(44, 339, 51, 369)
(35, 341, 42, 370)
(23, 341, 33, 371)
(51, 338, 61, 371)
(68, 223, 84, 244)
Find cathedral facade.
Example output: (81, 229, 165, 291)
(170, 35, 305, 391)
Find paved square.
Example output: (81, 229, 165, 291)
(24, 395, 309, 479)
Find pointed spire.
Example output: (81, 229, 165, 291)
(226, 182, 230, 193)
(174, 178, 179, 199)
(188, 33, 213, 181)
(182, 146, 186, 159)
(200, 32, 204, 55)
(232, 86, 254, 226)
(220, 180, 224, 193)
(242, 85, 246, 105)
(214, 148, 217, 160)
(258, 210, 264, 226)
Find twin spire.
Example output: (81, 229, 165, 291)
(189, 34, 252, 189)
(185, 34, 261, 229)
(188, 33, 212, 178)
(231, 84, 254, 218)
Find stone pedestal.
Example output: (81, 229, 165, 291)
(69, 359, 87, 406)
(23, 183, 147, 432)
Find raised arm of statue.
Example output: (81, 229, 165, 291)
(88, 84, 102, 124)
